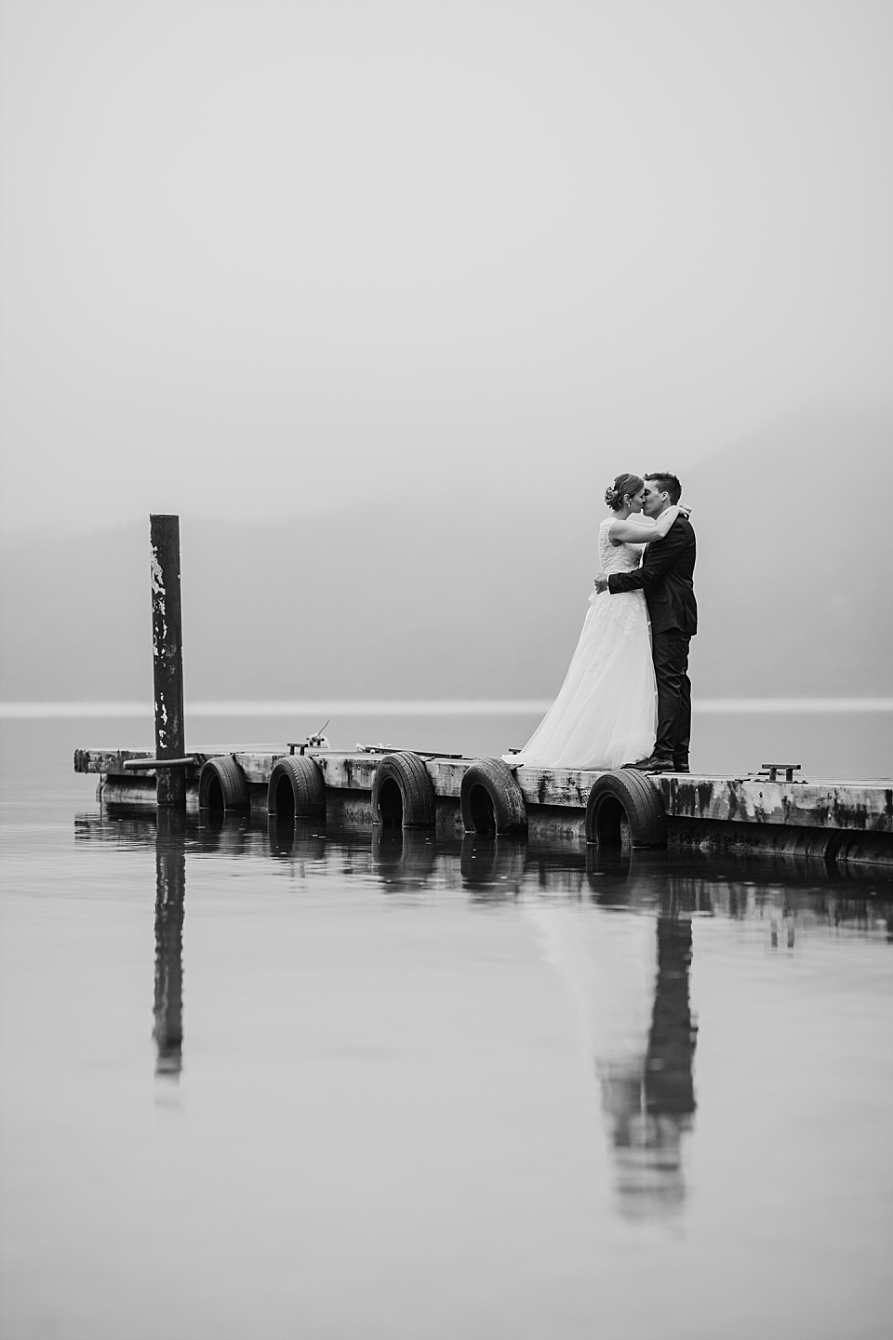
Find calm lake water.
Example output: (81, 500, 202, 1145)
(1, 711, 892, 1340)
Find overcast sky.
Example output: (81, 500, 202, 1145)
(1, 0, 890, 535)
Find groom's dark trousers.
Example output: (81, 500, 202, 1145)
(607, 515, 697, 767)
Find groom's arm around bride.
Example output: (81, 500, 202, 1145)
(595, 473, 697, 772)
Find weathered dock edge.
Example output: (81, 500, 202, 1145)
(73, 747, 893, 870)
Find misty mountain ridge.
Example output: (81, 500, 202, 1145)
(2, 408, 891, 703)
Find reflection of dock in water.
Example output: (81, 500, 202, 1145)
(71, 810, 891, 1160)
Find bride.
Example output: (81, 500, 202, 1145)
(504, 473, 683, 771)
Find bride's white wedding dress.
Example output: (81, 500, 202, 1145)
(505, 518, 657, 770)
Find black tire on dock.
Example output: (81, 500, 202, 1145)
(585, 768, 667, 849)
(371, 752, 436, 829)
(198, 755, 250, 814)
(267, 755, 326, 820)
(460, 758, 527, 836)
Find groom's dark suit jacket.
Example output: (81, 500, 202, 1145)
(608, 515, 697, 635)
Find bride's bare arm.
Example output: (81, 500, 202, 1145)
(608, 505, 683, 545)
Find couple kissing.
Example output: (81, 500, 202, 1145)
(504, 471, 696, 774)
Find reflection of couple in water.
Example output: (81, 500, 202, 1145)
(506, 471, 697, 774)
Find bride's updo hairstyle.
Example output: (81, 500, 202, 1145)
(605, 473, 644, 511)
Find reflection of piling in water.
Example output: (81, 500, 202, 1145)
(153, 810, 186, 1078)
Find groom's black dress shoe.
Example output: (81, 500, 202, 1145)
(628, 755, 676, 773)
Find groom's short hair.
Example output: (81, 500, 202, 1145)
(646, 472, 682, 505)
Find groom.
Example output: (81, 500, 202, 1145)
(594, 472, 697, 773)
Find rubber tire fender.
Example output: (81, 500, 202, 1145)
(267, 755, 326, 819)
(371, 752, 436, 829)
(460, 758, 528, 836)
(198, 755, 250, 813)
(585, 767, 667, 848)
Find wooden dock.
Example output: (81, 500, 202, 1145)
(68, 516, 893, 872)
(73, 744, 893, 870)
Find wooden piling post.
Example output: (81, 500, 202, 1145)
(150, 515, 186, 810)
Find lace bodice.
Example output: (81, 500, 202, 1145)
(598, 517, 646, 574)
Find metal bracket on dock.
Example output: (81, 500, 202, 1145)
(287, 721, 331, 755)
(758, 763, 803, 782)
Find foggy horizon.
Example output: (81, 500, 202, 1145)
(1, 397, 890, 542)
(2, 0, 891, 537)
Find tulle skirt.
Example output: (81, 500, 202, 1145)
(506, 589, 657, 770)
